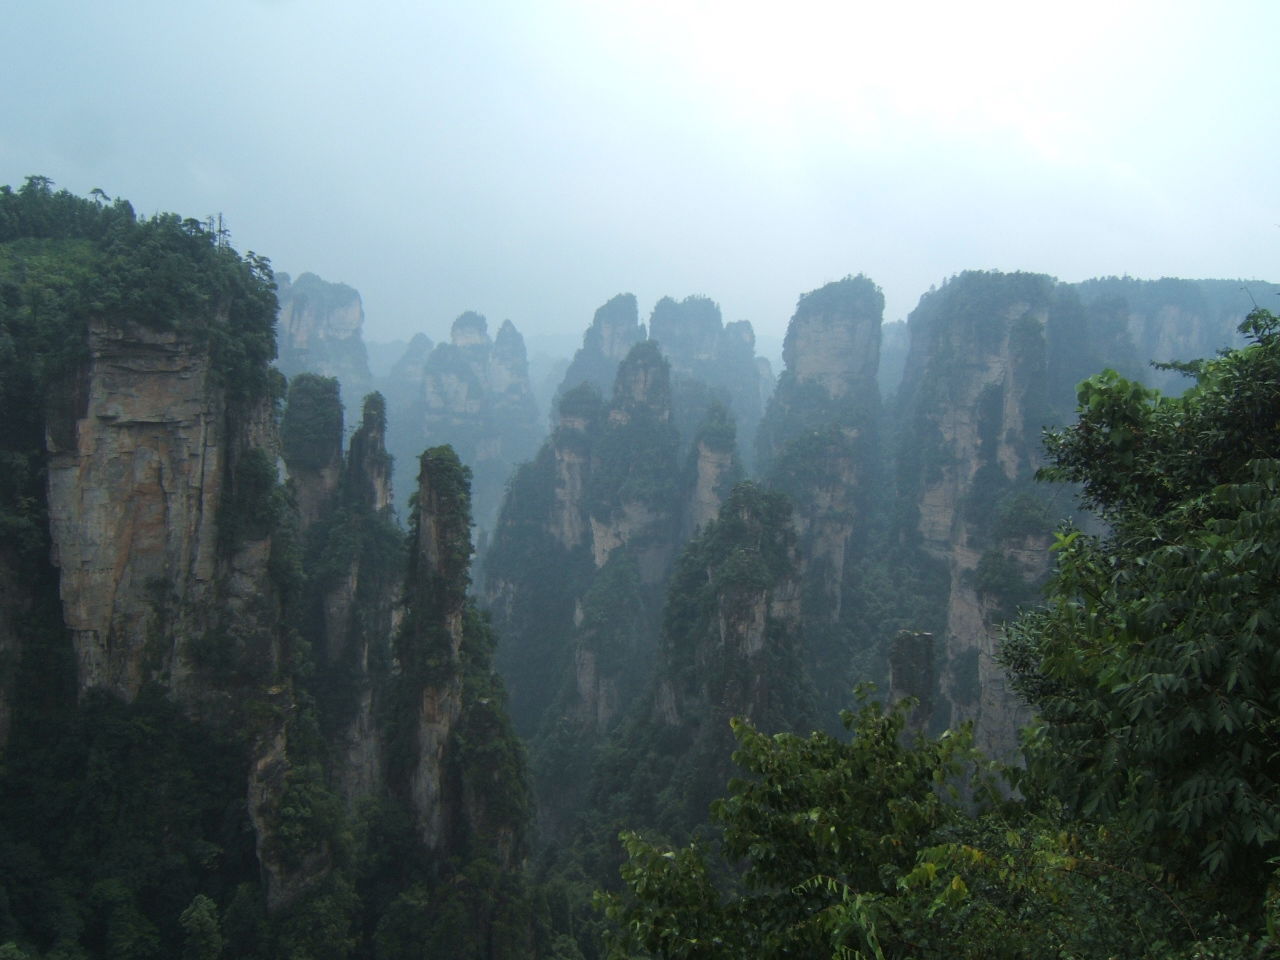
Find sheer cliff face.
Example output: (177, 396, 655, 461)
(41, 312, 304, 910)
(1070, 277, 1280, 393)
(45, 316, 279, 708)
(781, 284, 881, 404)
(896, 272, 1057, 756)
(688, 433, 737, 533)
(274, 271, 373, 402)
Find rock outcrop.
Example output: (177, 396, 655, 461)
(392, 447, 527, 866)
(486, 341, 684, 738)
(649, 295, 770, 469)
(275, 271, 373, 405)
(557, 293, 646, 400)
(45, 315, 280, 711)
(1070, 276, 1280, 394)
(283, 387, 402, 807)
(684, 403, 741, 536)
(754, 276, 884, 715)
(385, 312, 542, 540)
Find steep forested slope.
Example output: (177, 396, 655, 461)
(0, 180, 537, 960)
(603, 308, 1280, 960)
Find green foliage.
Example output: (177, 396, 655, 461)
(600, 695, 1264, 959)
(789, 273, 883, 328)
(1007, 310, 1280, 893)
(282, 374, 344, 470)
(451, 605, 534, 854)
(220, 446, 285, 547)
(586, 344, 681, 518)
(0, 177, 277, 403)
(0, 689, 257, 959)
(599, 697, 980, 959)
(373, 862, 534, 960)
(270, 874, 360, 960)
(177, 895, 222, 960)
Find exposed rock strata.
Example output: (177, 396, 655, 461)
(45, 316, 277, 707)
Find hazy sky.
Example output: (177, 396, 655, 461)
(3, 0, 1277, 346)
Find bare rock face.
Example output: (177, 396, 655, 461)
(45, 316, 274, 705)
(547, 388, 598, 553)
(1069, 277, 1280, 393)
(689, 435, 737, 532)
(780, 281, 882, 403)
(43, 314, 307, 908)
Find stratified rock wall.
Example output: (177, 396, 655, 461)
(45, 316, 277, 707)
(43, 311, 302, 907)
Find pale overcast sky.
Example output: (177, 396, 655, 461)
(2, 0, 1276, 345)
